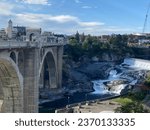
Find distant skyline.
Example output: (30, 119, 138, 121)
(0, 0, 150, 35)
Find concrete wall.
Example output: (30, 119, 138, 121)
(0, 56, 23, 112)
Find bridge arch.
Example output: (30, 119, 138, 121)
(39, 50, 57, 89)
(0, 57, 23, 112)
(10, 51, 16, 63)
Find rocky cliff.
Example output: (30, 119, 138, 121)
(62, 53, 123, 93)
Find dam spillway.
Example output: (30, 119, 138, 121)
(122, 58, 150, 70)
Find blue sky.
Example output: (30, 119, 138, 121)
(0, 0, 150, 35)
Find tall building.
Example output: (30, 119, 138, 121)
(7, 19, 13, 39)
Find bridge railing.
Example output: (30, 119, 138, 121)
(0, 40, 27, 49)
(0, 39, 67, 49)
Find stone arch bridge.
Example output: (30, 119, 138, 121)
(0, 41, 64, 113)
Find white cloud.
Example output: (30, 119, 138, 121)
(82, 6, 92, 9)
(48, 15, 78, 23)
(78, 21, 104, 27)
(0, 2, 14, 16)
(14, 13, 78, 24)
(14, 12, 104, 28)
(74, 0, 82, 4)
(17, 0, 51, 5)
(15, 13, 43, 23)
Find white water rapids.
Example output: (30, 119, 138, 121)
(92, 58, 150, 95)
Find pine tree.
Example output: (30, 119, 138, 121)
(75, 31, 80, 43)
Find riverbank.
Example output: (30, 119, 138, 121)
(55, 90, 150, 113)
(55, 95, 122, 113)
(68, 100, 121, 113)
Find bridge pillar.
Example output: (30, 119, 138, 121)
(23, 48, 39, 113)
(57, 46, 63, 88)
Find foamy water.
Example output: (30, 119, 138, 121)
(92, 58, 149, 95)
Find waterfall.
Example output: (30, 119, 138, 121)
(92, 69, 121, 95)
(92, 81, 109, 94)
(92, 58, 150, 96)
(122, 58, 150, 70)
(109, 70, 117, 78)
(110, 84, 128, 94)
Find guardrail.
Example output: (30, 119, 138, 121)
(0, 40, 66, 49)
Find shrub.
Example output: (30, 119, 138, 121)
(115, 101, 149, 113)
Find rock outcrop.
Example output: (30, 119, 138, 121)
(62, 58, 117, 93)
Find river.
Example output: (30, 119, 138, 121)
(39, 58, 150, 113)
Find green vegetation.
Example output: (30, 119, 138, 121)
(144, 76, 150, 87)
(114, 92, 150, 113)
(114, 92, 146, 105)
(115, 101, 149, 113)
(114, 98, 133, 105)
(66, 32, 133, 61)
(64, 44, 85, 61)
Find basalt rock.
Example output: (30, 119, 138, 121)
(77, 62, 115, 80)
(62, 60, 114, 93)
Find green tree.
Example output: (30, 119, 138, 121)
(69, 37, 78, 45)
(114, 92, 148, 113)
(80, 32, 85, 43)
(75, 31, 80, 43)
(65, 44, 84, 61)
(82, 34, 93, 50)
(115, 101, 149, 113)
(144, 76, 150, 87)
(109, 34, 128, 54)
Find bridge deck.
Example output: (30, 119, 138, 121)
(0, 40, 66, 49)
